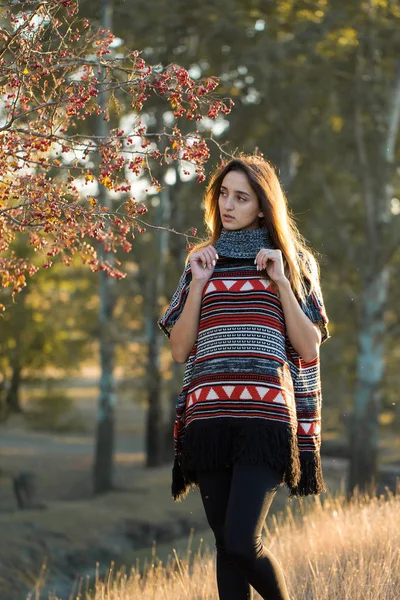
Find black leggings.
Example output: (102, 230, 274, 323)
(197, 463, 290, 600)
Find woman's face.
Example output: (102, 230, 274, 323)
(218, 170, 263, 231)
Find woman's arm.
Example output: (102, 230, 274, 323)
(169, 244, 219, 363)
(276, 278, 321, 362)
(255, 247, 323, 362)
(169, 280, 206, 363)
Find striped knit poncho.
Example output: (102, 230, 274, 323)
(158, 227, 330, 502)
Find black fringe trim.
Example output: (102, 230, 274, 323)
(288, 451, 326, 498)
(171, 456, 198, 503)
(171, 418, 304, 502)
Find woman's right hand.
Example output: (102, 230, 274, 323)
(188, 245, 219, 282)
(170, 245, 219, 362)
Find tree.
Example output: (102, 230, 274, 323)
(0, 253, 97, 417)
(252, 0, 400, 493)
(0, 0, 232, 493)
(93, 0, 115, 495)
(110, 0, 400, 492)
(0, 0, 232, 305)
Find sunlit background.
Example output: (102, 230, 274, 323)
(0, 1, 399, 598)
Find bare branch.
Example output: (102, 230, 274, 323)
(2, 211, 44, 228)
(202, 135, 234, 159)
(0, 2, 46, 59)
(0, 100, 61, 132)
(135, 218, 200, 241)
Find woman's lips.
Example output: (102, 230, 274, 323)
(223, 214, 235, 220)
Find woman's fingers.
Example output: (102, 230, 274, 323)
(206, 246, 218, 268)
(200, 249, 210, 269)
(189, 245, 220, 281)
(196, 245, 219, 269)
(255, 249, 273, 271)
(261, 254, 272, 271)
(198, 250, 212, 269)
(202, 245, 217, 267)
(201, 252, 209, 269)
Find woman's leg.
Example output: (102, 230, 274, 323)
(224, 463, 290, 600)
(197, 466, 253, 599)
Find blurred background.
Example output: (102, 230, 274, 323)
(0, 1, 399, 598)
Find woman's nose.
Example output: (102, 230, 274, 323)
(225, 195, 234, 209)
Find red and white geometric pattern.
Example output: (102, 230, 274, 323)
(187, 384, 287, 407)
(204, 278, 272, 295)
(297, 421, 321, 436)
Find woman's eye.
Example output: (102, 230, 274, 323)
(219, 190, 246, 201)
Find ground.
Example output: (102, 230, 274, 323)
(0, 381, 398, 600)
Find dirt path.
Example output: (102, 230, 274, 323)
(0, 394, 213, 599)
(0, 401, 145, 510)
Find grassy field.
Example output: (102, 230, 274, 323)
(30, 485, 400, 600)
(1, 381, 398, 600)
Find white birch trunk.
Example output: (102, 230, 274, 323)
(93, 0, 115, 494)
(348, 60, 400, 494)
(348, 267, 390, 493)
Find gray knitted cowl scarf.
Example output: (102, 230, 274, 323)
(213, 226, 275, 259)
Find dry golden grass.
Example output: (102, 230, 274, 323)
(36, 484, 399, 600)
(264, 485, 399, 599)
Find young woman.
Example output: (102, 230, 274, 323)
(158, 155, 330, 600)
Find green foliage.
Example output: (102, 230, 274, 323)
(0, 249, 98, 411)
(105, 0, 400, 419)
(1, 0, 398, 426)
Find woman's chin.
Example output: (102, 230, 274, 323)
(222, 220, 240, 229)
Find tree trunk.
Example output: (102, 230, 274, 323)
(162, 171, 186, 462)
(347, 60, 400, 497)
(348, 267, 390, 495)
(145, 319, 164, 467)
(145, 186, 170, 467)
(5, 286, 28, 415)
(94, 270, 116, 493)
(93, 0, 115, 494)
(5, 361, 22, 414)
(164, 360, 182, 461)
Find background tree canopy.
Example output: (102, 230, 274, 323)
(1, 0, 399, 494)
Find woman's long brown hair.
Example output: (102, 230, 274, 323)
(187, 154, 322, 304)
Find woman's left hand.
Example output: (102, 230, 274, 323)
(255, 248, 287, 284)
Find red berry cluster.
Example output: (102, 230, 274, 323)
(0, 0, 233, 301)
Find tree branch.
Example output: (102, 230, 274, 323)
(0, 3, 46, 59)
(131, 217, 203, 245)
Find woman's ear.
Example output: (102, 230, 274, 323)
(258, 210, 264, 218)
